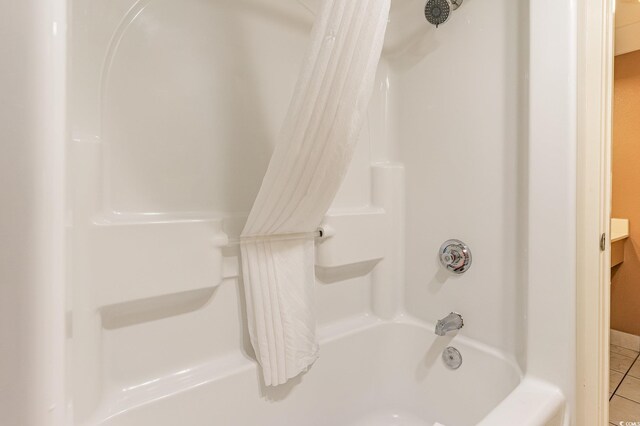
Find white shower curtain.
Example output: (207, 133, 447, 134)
(240, 0, 390, 386)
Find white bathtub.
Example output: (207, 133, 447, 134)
(83, 316, 563, 426)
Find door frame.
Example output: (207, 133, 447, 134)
(576, 0, 614, 424)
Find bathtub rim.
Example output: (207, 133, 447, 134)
(88, 313, 536, 425)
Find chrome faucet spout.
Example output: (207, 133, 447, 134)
(435, 312, 464, 336)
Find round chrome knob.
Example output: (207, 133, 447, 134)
(442, 346, 463, 369)
(439, 239, 472, 274)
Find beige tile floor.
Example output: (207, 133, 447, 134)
(610, 344, 640, 425)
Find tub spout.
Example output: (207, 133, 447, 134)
(435, 312, 464, 336)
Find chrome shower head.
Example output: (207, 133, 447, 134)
(424, 0, 450, 27)
(424, 0, 463, 27)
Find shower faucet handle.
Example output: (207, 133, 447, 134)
(439, 239, 472, 274)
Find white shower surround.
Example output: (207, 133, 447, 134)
(0, 0, 576, 424)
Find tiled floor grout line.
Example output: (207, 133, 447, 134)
(615, 394, 640, 405)
(611, 351, 640, 401)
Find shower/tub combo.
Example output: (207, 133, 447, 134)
(1, 0, 579, 424)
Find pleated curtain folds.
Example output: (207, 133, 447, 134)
(240, 0, 390, 386)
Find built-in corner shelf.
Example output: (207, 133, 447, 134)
(611, 218, 630, 268)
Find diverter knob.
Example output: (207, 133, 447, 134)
(439, 239, 472, 274)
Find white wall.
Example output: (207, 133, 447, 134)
(397, 0, 527, 364)
(0, 1, 66, 425)
(396, 0, 576, 418)
(67, 0, 399, 421)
